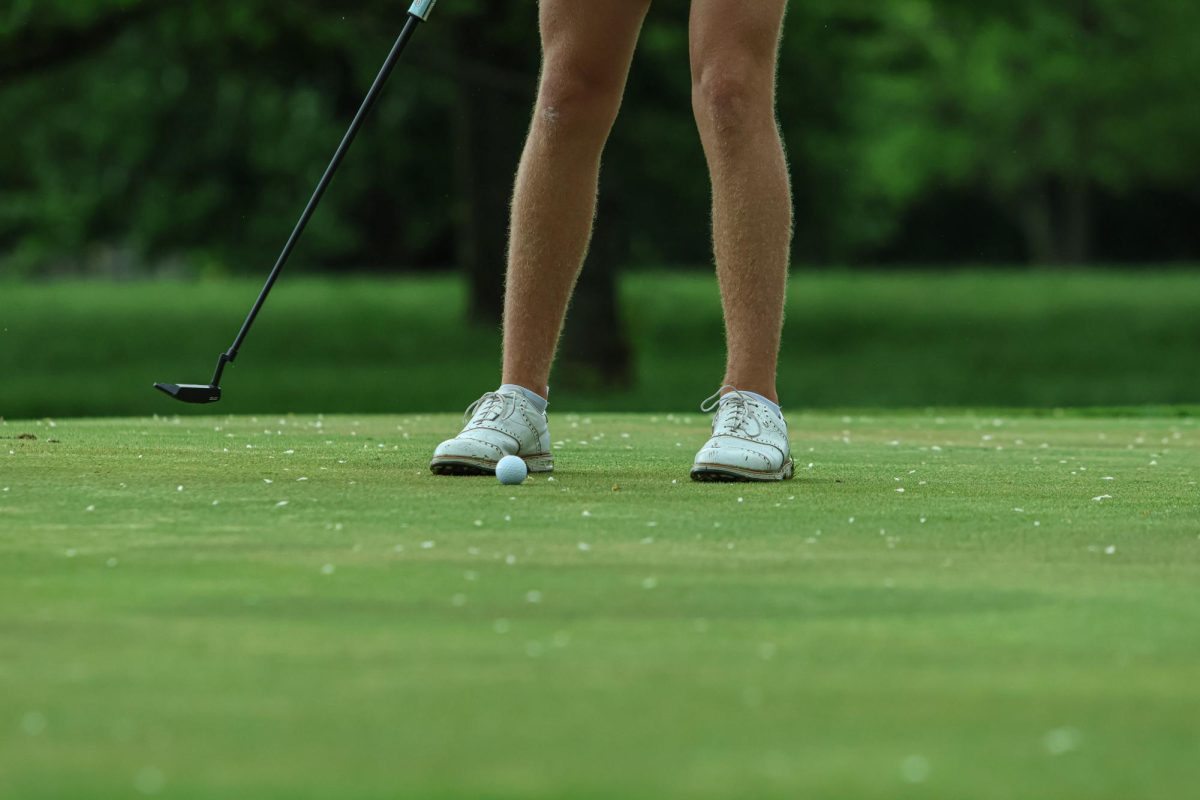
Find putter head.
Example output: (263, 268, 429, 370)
(154, 383, 222, 404)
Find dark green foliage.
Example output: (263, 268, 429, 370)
(1, 1, 1198, 275)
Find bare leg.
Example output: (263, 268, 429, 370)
(501, 0, 652, 399)
(690, 0, 793, 403)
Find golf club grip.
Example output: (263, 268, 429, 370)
(224, 11, 426, 364)
(409, 0, 437, 21)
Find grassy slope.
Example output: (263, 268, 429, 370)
(3, 270, 1200, 418)
(1, 412, 1198, 799)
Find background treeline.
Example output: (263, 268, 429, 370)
(3, 0, 1199, 282)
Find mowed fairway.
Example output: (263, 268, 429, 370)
(2, 412, 1198, 799)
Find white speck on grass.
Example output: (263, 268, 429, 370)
(421, 541, 435, 550)
(1034, 520, 1041, 527)
(321, 564, 335, 575)
(275, 501, 289, 508)
(1102, 476, 1115, 481)
(759, 642, 778, 660)
(641, 537, 655, 545)
(1093, 495, 1112, 502)
(1105, 545, 1116, 555)
(896, 487, 905, 493)
(526, 590, 542, 604)
(737, 497, 744, 503)
(176, 485, 184, 492)
(473, 519, 483, 527)
(505, 554, 517, 565)
(642, 577, 658, 590)
(133, 766, 166, 795)
(85, 505, 95, 512)
(20, 711, 47, 736)
(578, 542, 591, 552)
(284, 450, 295, 455)
(900, 755, 930, 783)
(1043, 727, 1081, 755)
(581, 510, 591, 517)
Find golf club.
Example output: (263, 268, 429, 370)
(154, 0, 438, 405)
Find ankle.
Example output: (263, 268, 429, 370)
(500, 377, 548, 401)
(723, 382, 778, 404)
(499, 383, 549, 413)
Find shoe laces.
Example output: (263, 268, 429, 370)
(700, 385, 762, 438)
(463, 391, 518, 426)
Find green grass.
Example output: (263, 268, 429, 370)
(3, 269, 1200, 418)
(2, 411, 1198, 798)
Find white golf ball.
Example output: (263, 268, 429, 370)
(496, 455, 528, 485)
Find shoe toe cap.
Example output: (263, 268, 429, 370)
(434, 436, 507, 461)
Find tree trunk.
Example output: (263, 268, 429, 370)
(1017, 183, 1058, 265)
(1016, 179, 1093, 267)
(451, 15, 533, 326)
(1062, 178, 1092, 265)
(557, 172, 634, 391)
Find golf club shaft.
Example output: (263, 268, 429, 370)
(212, 4, 434, 385)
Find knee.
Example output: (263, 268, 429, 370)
(535, 61, 624, 138)
(692, 61, 772, 145)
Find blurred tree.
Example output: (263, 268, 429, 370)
(558, 165, 635, 392)
(837, 0, 1200, 264)
(444, 5, 534, 325)
(1, 0, 1199, 277)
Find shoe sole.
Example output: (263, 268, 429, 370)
(690, 459, 795, 483)
(430, 454, 554, 476)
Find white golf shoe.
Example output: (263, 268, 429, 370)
(430, 389, 553, 476)
(690, 386, 794, 482)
